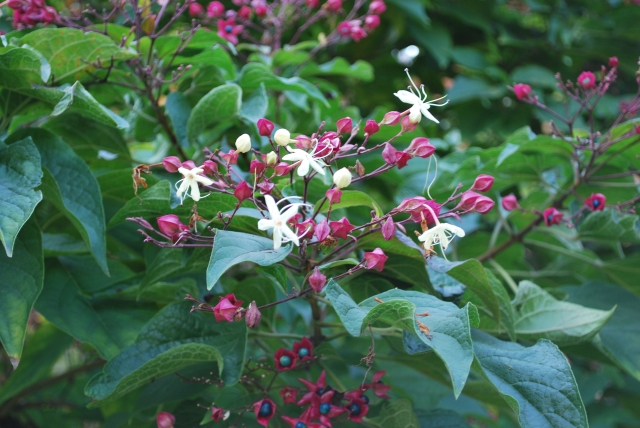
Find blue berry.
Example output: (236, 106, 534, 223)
(225, 25, 233, 33)
(295, 423, 307, 428)
(258, 402, 272, 417)
(279, 355, 292, 367)
(316, 387, 326, 396)
(319, 403, 331, 415)
(360, 394, 369, 404)
(593, 199, 600, 207)
(349, 403, 361, 416)
(298, 347, 310, 358)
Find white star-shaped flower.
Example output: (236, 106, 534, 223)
(282, 145, 327, 177)
(175, 166, 214, 203)
(417, 203, 465, 256)
(257, 195, 302, 250)
(394, 68, 448, 124)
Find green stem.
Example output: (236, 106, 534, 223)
(488, 259, 518, 295)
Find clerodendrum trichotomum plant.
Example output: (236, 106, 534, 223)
(2, 0, 640, 426)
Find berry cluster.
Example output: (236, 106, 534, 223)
(6, 0, 57, 28)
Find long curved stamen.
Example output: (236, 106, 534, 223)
(422, 202, 440, 226)
(428, 101, 449, 107)
(312, 139, 335, 160)
(408, 85, 418, 97)
(405, 68, 421, 95)
(422, 155, 438, 199)
(420, 84, 428, 101)
(429, 94, 449, 103)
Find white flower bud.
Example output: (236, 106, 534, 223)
(333, 167, 352, 189)
(235, 134, 251, 153)
(274, 128, 292, 146)
(265, 151, 278, 166)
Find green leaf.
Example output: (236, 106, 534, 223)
(7, 129, 109, 274)
(18, 28, 136, 83)
(577, 209, 640, 243)
(367, 399, 419, 428)
(472, 330, 588, 428)
(415, 409, 471, 428)
(0, 219, 43, 360)
(140, 247, 209, 293)
(206, 230, 292, 290)
(316, 190, 383, 217)
(325, 281, 476, 397)
(42, 232, 88, 256)
(564, 281, 640, 381)
(187, 83, 242, 143)
(299, 57, 374, 82)
(85, 301, 247, 407)
(446, 76, 507, 105)
(237, 62, 328, 106)
(165, 92, 192, 148)
(36, 259, 156, 359)
(239, 83, 268, 123)
(0, 46, 50, 89)
(513, 281, 615, 346)
(108, 180, 237, 228)
(0, 137, 43, 256)
(255, 264, 288, 295)
(0, 322, 73, 405)
(510, 65, 558, 89)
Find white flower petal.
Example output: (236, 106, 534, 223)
(394, 90, 421, 104)
(258, 219, 275, 230)
(281, 225, 300, 246)
(264, 195, 279, 217)
(280, 204, 299, 223)
(195, 175, 214, 186)
(420, 105, 440, 124)
(190, 180, 201, 201)
(176, 179, 190, 199)
(409, 104, 422, 123)
(296, 158, 310, 176)
(309, 158, 326, 175)
(273, 228, 282, 249)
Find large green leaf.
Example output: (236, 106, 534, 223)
(299, 57, 374, 82)
(367, 399, 419, 428)
(84, 301, 247, 407)
(239, 83, 268, 123)
(140, 247, 209, 292)
(206, 230, 292, 289)
(564, 281, 640, 381)
(0, 322, 73, 405)
(415, 409, 471, 427)
(0, 219, 43, 361)
(325, 281, 477, 397)
(0, 45, 50, 89)
(577, 209, 640, 243)
(36, 259, 156, 359)
(8, 129, 109, 274)
(165, 92, 191, 148)
(18, 28, 136, 83)
(0, 138, 42, 256)
(187, 83, 242, 142)
(108, 180, 237, 228)
(513, 281, 614, 346)
(315, 190, 383, 217)
(472, 330, 588, 428)
(237, 62, 328, 106)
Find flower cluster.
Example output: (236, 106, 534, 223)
(7, 0, 57, 28)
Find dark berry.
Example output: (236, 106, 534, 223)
(593, 199, 600, 208)
(349, 403, 361, 415)
(316, 387, 326, 396)
(295, 423, 307, 428)
(279, 355, 292, 367)
(360, 394, 369, 404)
(547, 214, 554, 222)
(258, 402, 272, 417)
(298, 347, 309, 358)
(319, 403, 331, 415)
(225, 25, 233, 33)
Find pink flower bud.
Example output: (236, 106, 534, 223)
(210, 407, 224, 422)
(181, 160, 196, 170)
(381, 111, 402, 126)
(220, 150, 239, 165)
(369, 0, 386, 14)
(254, 3, 267, 16)
(157, 215, 189, 243)
(329, 217, 355, 239)
(189, 2, 204, 16)
(364, 119, 380, 136)
(326, 0, 341, 12)
(401, 116, 417, 133)
(234, 181, 253, 202)
(470, 174, 494, 192)
(395, 151, 412, 169)
(315, 219, 330, 242)
(350, 26, 367, 42)
(513, 83, 532, 100)
(584, 193, 606, 211)
(162, 156, 182, 173)
(274, 162, 291, 176)
(206, 1, 224, 17)
(257, 180, 274, 195)
(326, 188, 342, 204)
(543, 207, 563, 226)
(157, 411, 176, 428)
(636, 124, 640, 134)
(609, 57, 619, 67)
(213, 294, 243, 322)
(336, 117, 353, 134)
(245, 301, 261, 328)
(202, 160, 217, 175)
(294, 135, 313, 149)
(473, 195, 495, 214)
(501, 194, 519, 211)
(381, 217, 395, 240)
(257, 118, 274, 137)
(309, 267, 327, 292)
(577, 71, 596, 89)
(365, 15, 380, 31)
(364, 248, 388, 272)
(337, 21, 352, 36)
(295, 218, 315, 239)
(250, 160, 265, 175)
(238, 5, 251, 18)
(397, 197, 441, 224)
(455, 191, 481, 210)
(382, 143, 397, 165)
(408, 137, 435, 158)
